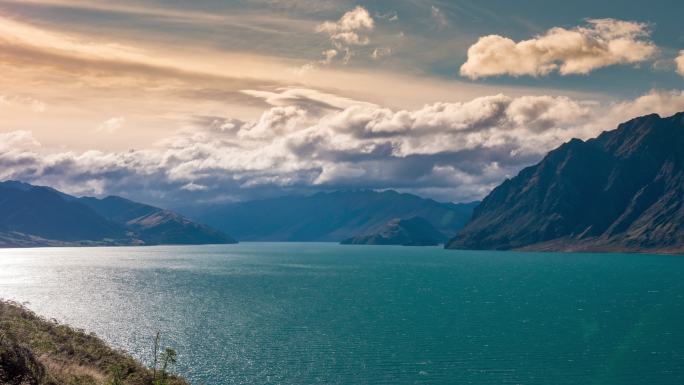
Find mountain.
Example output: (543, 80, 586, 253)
(341, 216, 447, 246)
(0, 181, 127, 244)
(0, 181, 235, 247)
(446, 112, 684, 253)
(79, 196, 236, 245)
(178, 190, 478, 242)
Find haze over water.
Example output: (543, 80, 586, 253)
(1, 243, 683, 384)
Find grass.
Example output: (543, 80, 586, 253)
(0, 300, 189, 385)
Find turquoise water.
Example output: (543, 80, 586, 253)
(1, 243, 684, 384)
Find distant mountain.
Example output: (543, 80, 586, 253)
(341, 216, 447, 246)
(178, 190, 478, 242)
(0, 182, 127, 243)
(79, 196, 236, 245)
(0, 181, 235, 247)
(447, 112, 684, 253)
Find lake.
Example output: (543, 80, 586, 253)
(1, 243, 683, 384)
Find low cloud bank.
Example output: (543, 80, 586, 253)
(2, 88, 684, 205)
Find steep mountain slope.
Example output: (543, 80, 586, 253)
(80, 196, 236, 245)
(179, 190, 477, 241)
(341, 216, 447, 246)
(0, 300, 189, 385)
(447, 112, 684, 253)
(0, 181, 127, 243)
(0, 181, 235, 247)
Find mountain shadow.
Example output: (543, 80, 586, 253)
(447, 112, 684, 253)
(341, 216, 447, 246)
(0, 181, 235, 247)
(178, 190, 477, 242)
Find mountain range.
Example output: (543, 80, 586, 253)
(447, 112, 684, 253)
(0, 181, 476, 247)
(5, 111, 682, 252)
(0, 181, 236, 247)
(178, 190, 478, 242)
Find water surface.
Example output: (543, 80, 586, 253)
(1, 243, 683, 384)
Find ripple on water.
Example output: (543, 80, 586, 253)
(1, 244, 684, 384)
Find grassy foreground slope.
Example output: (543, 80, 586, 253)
(0, 301, 188, 385)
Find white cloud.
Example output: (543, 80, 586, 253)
(0, 130, 41, 153)
(607, 89, 684, 119)
(181, 182, 208, 191)
(96, 116, 126, 133)
(315, 6, 374, 64)
(321, 49, 338, 64)
(241, 87, 376, 110)
(238, 105, 308, 140)
(2, 88, 684, 204)
(371, 47, 392, 59)
(314, 162, 366, 184)
(460, 19, 657, 79)
(316, 6, 374, 47)
(676, 50, 684, 76)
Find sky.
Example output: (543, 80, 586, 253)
(1, 0, 684, 206)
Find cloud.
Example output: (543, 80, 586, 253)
(4, 8, 589, 150)
(0, 95, 47, 112)
(0, 15, 312, 104)
(321, 49, 338, 64)
(460, 19, 657, 79)
(676, 51, 684, 76)
(315, 6, 374, 64)
(241, 87, 377, 110)
(371, 47, 392, 59)
(2, 0, 320, 37)
(0, 15, 160, 70)
(607, 89, 684, 119)
(316, 6, 374, 47)
(376, 11, 398, 22)
(96, 117, 126, 134)
(238, 105, 308, 140)
(3, 88, 684, 205)
(305, 5, 397, 68)
(0, 130, 41, 152)
(181, 182, 208, 191)
(430, 6, 449, 28)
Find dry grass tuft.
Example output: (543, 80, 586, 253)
(0, 300, 188, 385)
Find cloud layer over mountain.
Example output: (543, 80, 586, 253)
(2, 88, 684, 206)
(1, 3, 684, 207)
